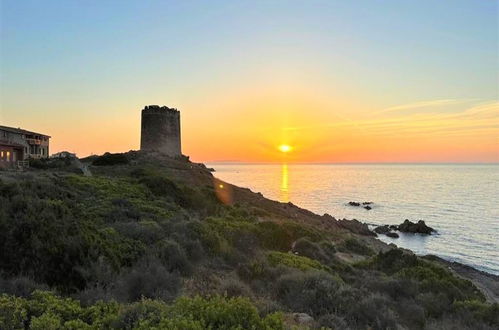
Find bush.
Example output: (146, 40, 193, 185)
(0, 275, 48, 297)
(345, 293, 398, 330)
(267, 252, 330, 272)
(453, 300, 499, 326)
(150, 295, 284, 330)
(114, 258, 180, 302)
(0, 294, 27, 329)
(368, 249, 419, 274)
(338, 238, 374, 256)
(156, 239, 192, 275)
(292, 237, 323, 257)
(0, 291, 283, 330)
(397, 263, 484, 302)
(276, 270, 343, 316)
(92, 153, 129, 166)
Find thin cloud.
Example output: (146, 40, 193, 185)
(374, 99, 477, 116)
(271, 100, 499, 140)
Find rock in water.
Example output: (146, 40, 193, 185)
(386, 232, 400, 238)
(398, 219, 435, 234)
(348, 201, 361, 207)
(374, 225, 390, 234)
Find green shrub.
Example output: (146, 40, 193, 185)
(267, 251, 330, 272)
(397, 263, 484, 302)
(29, 312, 62, 330)
(292, 237, 330, 263)
(453, 300, 499, 326)
(113, 258, 180, 302)
(0, 294, 27, 329)
(338, 238, 374, 256)
(276, 270, 343, 316)
(156, 239, 192, 275)
(163, 295, 283, 330)
(255, 222, 294, 251)
(92, 153, 129, 166)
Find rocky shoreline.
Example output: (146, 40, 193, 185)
(423, 255, 499, 303)
(367, 221, 498, 303)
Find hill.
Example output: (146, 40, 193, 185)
(0, 152, 497, 329)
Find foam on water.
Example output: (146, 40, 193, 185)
(209, 163, 499, 275)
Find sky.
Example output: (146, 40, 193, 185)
(1, 0, 498, 163)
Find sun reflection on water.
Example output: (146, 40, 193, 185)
(280, 163, 289, 202)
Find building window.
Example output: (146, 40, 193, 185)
(6, 151, 10, 161)
(0, 151, 3, 160)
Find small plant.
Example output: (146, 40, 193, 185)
(267, 251, 330, 272)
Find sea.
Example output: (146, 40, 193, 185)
(207, 163, 499, 275)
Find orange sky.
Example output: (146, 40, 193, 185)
(1, 2, 498, 163)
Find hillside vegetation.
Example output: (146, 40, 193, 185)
(0, 152, 497, 329)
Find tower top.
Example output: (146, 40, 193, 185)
(142, 105, 179, 114)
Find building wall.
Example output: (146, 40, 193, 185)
(140, 106, 181, 157)
(0, 127, 50, 160)
(0, 146, 15, 167)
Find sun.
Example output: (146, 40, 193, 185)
(278, 144, 292, 153)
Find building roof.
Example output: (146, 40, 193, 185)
(0, 125, 51, 138)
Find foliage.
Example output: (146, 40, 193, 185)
(0, 291, 283, 330)
(267, 251, 331, 272)
(0, 156, 497, 330)
(92, 152, 129, 166)
(337, 237, 374, 256)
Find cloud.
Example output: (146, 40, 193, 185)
(374, 99, 478, 116)
(276, 101, 499, 140)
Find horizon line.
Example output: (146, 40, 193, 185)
(201, 161, 499, 165)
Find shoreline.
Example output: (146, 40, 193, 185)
(423, 255, 499, 303)
(214, 173, 499, 304)
(366, 223, 499, 277)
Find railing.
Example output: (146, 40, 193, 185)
(26, 138, 42, 145)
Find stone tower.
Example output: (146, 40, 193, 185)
(140, 105, 181, 156)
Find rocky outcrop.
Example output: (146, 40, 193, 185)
(338, 219, 376, 236)
(398, 219, 435, 234)
(374, 225, 390, 234)
(374, 224, 399, 238)
(375, 220, 435, 237)
(348, 201, 373, 210)
(293, 313, 314, 325)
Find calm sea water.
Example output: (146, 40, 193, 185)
(208, 163, 499, 275)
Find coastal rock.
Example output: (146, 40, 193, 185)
(348, 201, 374, 210)
(374, 225, 399, 238)
(293, 313, 314, 325)
(338, 219, 376, 236)
(374, 225, 391, 234)
(398, 219, 435, 234)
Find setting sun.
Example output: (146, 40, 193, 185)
(278, 144, 292, 153)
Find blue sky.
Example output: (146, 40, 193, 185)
(1, 1, 497, 161)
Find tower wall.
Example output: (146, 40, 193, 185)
(140, 105, 181, 156)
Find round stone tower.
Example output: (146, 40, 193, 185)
(140, 105, 181, 156)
